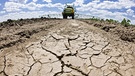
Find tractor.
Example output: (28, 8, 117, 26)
(62, 4, 75, 19)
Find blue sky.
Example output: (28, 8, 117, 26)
(0, 0, 135, 24)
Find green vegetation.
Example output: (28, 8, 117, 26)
(105, 19, 119, 24)
(89, 16, 101, 21)
(87, 16, 119, 24)
(86, 16, 134, 26)
(121, 18, 131, 27)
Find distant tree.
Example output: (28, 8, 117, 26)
(121, 18, 131, 27)
(89, 17, 120, 24)
(106, 19, 109, 22)
(90, 16, 100, 21)
(127, 19, 131, 23)
(101, 19, 104, 22)
(7, 19, 13, 22)
(114, 20, 119, 24)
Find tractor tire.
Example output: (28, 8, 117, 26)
(63, 15, 67, 19)
(65, 15, 67, 19)
(63, 15, 65, 19)
(72, 15, 74, 19)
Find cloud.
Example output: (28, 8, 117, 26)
(126, 9, 134, 16)
(26, 2, 64, 10)
(9, 0, 28, 4)
(26, 2, 44, 10)
(0, 11, 61, 22)
(33, 0, 38, 2)
(76, 2, 97, 11)
(95, 1, 121, 9)
(4, 1, 64, 12)
(2, 0, 135, 24)
(77, 0, 135, 11)
(44, 3, 64, 9)
(0, 11, 6, 14)
(92, 0, 100, 2)
(73, 0, 84, 6)
(118, 0, 135, 9)
(43, 0, 52, 3)
(4, 2, 24, 12)
(0, 11, 42, 22)
(26, 2, 37, 10)
(80, 7, 128, 21)
(131, 20, 135, 24)
(75, 0, 135, 24)
(133, 15, 135, 18)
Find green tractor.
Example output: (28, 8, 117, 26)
(62, 4, 75, 19)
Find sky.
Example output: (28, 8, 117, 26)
(0, 0, 135, 24)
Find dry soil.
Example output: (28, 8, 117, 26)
(0, 19, 135, 76)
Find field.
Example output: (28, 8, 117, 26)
(0, 18, 135, 76)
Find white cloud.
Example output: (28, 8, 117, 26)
(43, 0, 52, 3)
(131, 20, 135, 24)
(76, 2, 97, 11)
(44, 3, 64, 8)
(92, 0, 100, 2)
(118, 0, 135, 9)
(73, 0, 84, 6)
(4, 2, 24, 12)
(0, 11, 61, 22)
(2, 0, 135, 24)
(77, 0, 135, 10)
(133, 15, 135, 18)
(25, 2, 46, 10)
(9, 0, 28, 3)
(80, 7, 128, 21)
(33, 0, 38, 2)
(99, 0, 135, 9)
(0, 11, 6, 14)
(75, 0, 135, 24)
(4, 1, 64, 12)
(95, 1, 121, 9)
(126, 9, 134, 16)
(113, 12, 128, 21)
(26, 2, 38, 10)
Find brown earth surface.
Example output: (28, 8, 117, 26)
(0, 18, 135, 76)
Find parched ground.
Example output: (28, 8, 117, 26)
(0, 19, 135, 76)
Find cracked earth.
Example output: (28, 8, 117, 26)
(0, 19, 135, 76)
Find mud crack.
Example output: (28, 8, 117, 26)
(65, 64, 88, 76)
(41, 46, 65, 76)
(0, 56, 8, 76)
(41, 45, 88, 76)
(26, 61, 38, 75)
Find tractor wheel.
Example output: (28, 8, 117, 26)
(72, 15, 74, 19)
(65, 15, 67, 19)
(63, 15, 65, 19)
(63, 15, 67, 19)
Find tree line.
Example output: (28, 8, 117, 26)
(87, 16, 134, 26)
